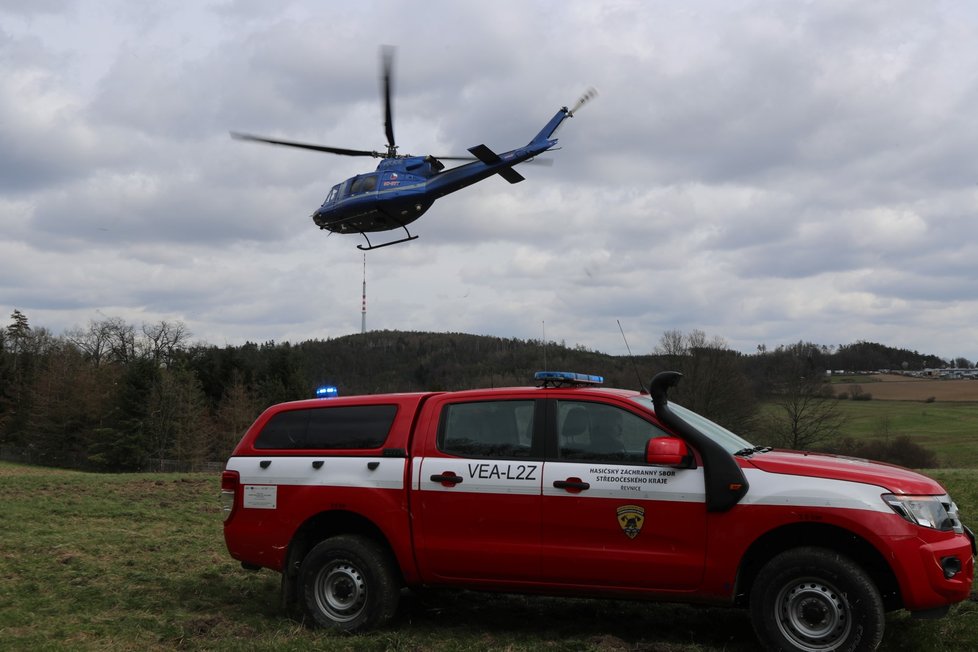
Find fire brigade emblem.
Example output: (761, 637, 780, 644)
(616, 505, 645, 539)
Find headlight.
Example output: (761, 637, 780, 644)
(882, 494, 964, 533)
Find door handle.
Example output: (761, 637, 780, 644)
(430, 473, 463, 486)
(553, 479, 590, 491)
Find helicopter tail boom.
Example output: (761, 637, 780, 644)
(530, 108, 571, 145)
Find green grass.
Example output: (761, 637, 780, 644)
(0, 461, 975, 651)
(831, 400, 978, 467)
(755, 398, 978, 466)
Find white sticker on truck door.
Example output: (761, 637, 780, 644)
(243, 485, 277, 509)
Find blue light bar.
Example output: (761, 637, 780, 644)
(534, 371, 604, 385)
(315, 385, 339, 398)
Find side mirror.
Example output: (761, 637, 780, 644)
(646, 436, 693, 468)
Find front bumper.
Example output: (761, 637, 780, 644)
(897, 529, 975, 612)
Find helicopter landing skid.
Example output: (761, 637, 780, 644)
(356, 229, 419, 251)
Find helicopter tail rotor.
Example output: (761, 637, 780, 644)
(568, 87, 598, 117)
(530, 87, 597, 143)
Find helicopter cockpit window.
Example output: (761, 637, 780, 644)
(350, 175, 378, 195)
(325, 186, 339, 204)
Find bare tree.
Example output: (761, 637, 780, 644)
(656, 329, 688, 358)
(65, 318, 116, 367)
(142, 320, 191, 367)
(104, 317, 138, 364)
(652, 329, 757, 433)
(760, 347, 846, 450)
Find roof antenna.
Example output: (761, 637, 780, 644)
(618, 319, 648, 394)
(542, 320, 547, 371)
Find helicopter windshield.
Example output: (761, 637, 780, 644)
(325, 185, 340, 204)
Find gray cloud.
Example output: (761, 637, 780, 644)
(2, 0, 978, 361)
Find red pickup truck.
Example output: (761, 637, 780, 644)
(221, 371, 975, 651)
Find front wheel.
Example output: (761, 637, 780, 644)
(750, 547, 884, 652)
(298, 535, 400, 631)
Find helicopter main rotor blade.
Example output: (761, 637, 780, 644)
(230, 132, 380, 158)
(381, 45, 396, 154)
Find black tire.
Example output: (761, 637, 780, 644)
(298, 535, 400, 632)
(750, 547, 884, 652)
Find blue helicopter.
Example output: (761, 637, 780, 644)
(232, 49, 595, 250)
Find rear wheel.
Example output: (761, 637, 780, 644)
(750, 547, 884, 652)
(298, 535, 400, 631)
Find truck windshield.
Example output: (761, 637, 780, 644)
(630, 397, 754, 454)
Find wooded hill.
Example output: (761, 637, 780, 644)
(294, 330, 652, 394)
(0, 309, 959, 471)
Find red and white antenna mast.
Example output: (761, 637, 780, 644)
(361, 253, 367, 334)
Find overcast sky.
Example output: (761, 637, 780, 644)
(3, 0, 978, 361)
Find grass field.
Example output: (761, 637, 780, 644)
(0, 461, 975, 651)
(757, 374, 978, 467)
(829, 400, 978, 467)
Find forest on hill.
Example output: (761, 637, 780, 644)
(0, 309, 959, 471)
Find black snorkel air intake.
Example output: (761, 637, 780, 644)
(649, 371, 749, 513)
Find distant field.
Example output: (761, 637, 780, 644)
(828, 400, 978, 467)
(1, 462, 975, 651)
(833, 374, 978, 401)
(818, 375, 978, 467)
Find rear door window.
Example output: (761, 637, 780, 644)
(255, 404, 397, 450)
(438, 400, 536, 458)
